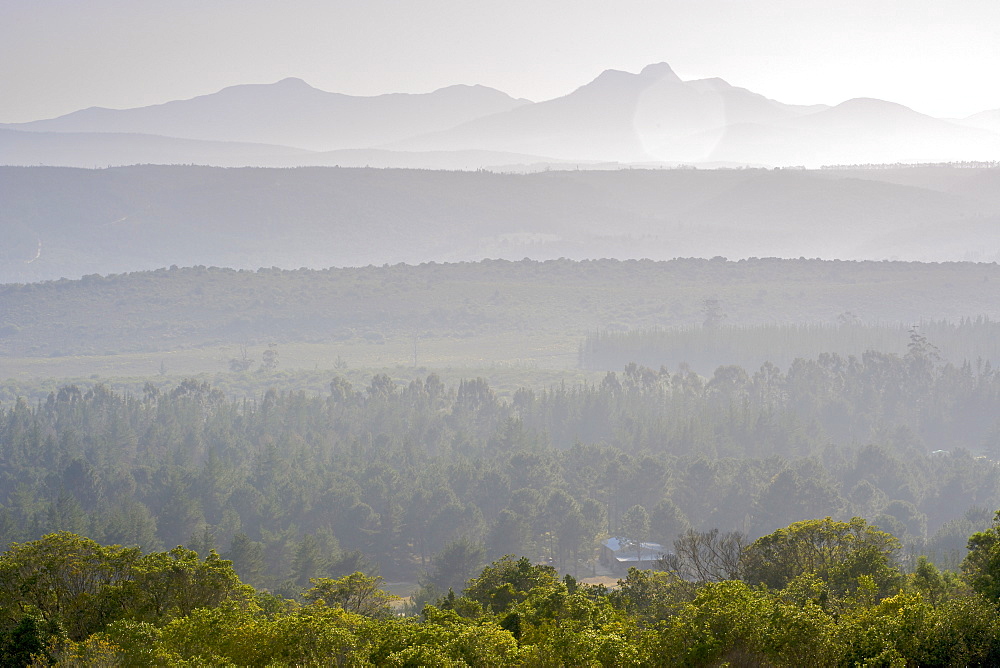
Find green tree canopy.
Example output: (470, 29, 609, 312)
(963, 509, 1000, 602)
(303, 572, 398, 618)
(743, 516, 902, 598)
(462, 556, 559, 615)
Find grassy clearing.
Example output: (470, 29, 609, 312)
(1, 333, 580, 380)
(0, 332, 601, 403)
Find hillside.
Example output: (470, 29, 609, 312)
(3, 165, 1000, 284)
(3, 258, 1000, 362)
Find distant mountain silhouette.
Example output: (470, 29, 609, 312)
(3, 64, 999, 167)
(387, 63, 826, 162)
(0, 128, 571, 171)
(960, 108, 1000, 135)
(0, 127, 310, 168)
(701, 99, 1000, 165)
(2, 78, 530, 151)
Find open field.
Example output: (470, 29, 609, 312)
(0, 333, 579, 381)
(5, 257, 1000, 402)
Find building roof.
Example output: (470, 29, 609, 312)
(602, 537, 666, 562)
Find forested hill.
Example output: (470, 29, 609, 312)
(3, 258, 1000, 358)
(3, 164, 1000, 283)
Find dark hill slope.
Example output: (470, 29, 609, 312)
(2, 165, 999, 283)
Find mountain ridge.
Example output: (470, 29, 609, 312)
(3, 64, 999, 167)
(3, 78, 530, 151)
(3, 164, 999, 285)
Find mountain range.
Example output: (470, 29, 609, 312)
(3, 63, 999, 169)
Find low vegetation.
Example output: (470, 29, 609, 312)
(5, 517, 1000, 665)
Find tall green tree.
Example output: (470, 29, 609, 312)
(743, 516, 902, 598)
(963, 509, 1000, 602)
(303, 572, 398, 618)
(619, 504, 651, 562)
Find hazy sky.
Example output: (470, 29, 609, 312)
(2, 0, 998, 122)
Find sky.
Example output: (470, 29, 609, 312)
(2, 0, 999, 123)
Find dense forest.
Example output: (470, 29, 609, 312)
(3, 332, 999, 591)
(6, 258, 1000, 664)
(5, 518, 1000, 665)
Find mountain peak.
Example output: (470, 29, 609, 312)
(832, 97, 918, 116)
(272, 77, 314, 88)
(212, 77, 321, 97)
(581, 63, 682, 93)
(639, 62, 681, 82)
(591, 68, 633, 83)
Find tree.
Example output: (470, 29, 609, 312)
(610, 567, 695, 623)
(462, 555, 558, 614)
(123, 547, 250, 623)
(753, 469, 846, 536)
(303, 572, 398, 618)
(289, 534, 325, 588)
(660, 528, 746, 583)
(702, 297, 726, 329)
(649, 498, 690, 548)
(419, 538, 487, 599)
(908, 555, 960, 605)
(261, 343, 279, 372)
(654, 580, 832, 666)
(486, 510, 531, 562)
(228, 344, 253, 372)
(0, 615, 58, 666)
(743, 516, 901, 598)
(0, 532, 139, 640)
(618, 505, 651, 563)
(223, 533, 265, 588)
(963, 509, 1000, 602)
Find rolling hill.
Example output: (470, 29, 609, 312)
(3, 257, 1000, 361)
(2, 165, 999, 284)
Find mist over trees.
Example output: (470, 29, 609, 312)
(5, 233, 1000, 662)
(4, 82, 1000, 667)
(3, 338, 999, 587)
(580, 318, 1000, 374)
(7, 22, 1000, 663)
(4, 353, 1000, 662)
(5, 257, 1000, 360)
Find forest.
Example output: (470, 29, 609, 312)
(5, 258, 1000, 663)
(4, 516, 1000, 665)
(580, 317, 1000, 374)
(0, 346, 994, 564)
(2, 330, 999, 566)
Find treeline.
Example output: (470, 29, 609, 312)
(7, 516, 1000, 665)
(2, 343, 1000, 590)
(5, 257, 1000, 358)
(580, 317, 1000, 374)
